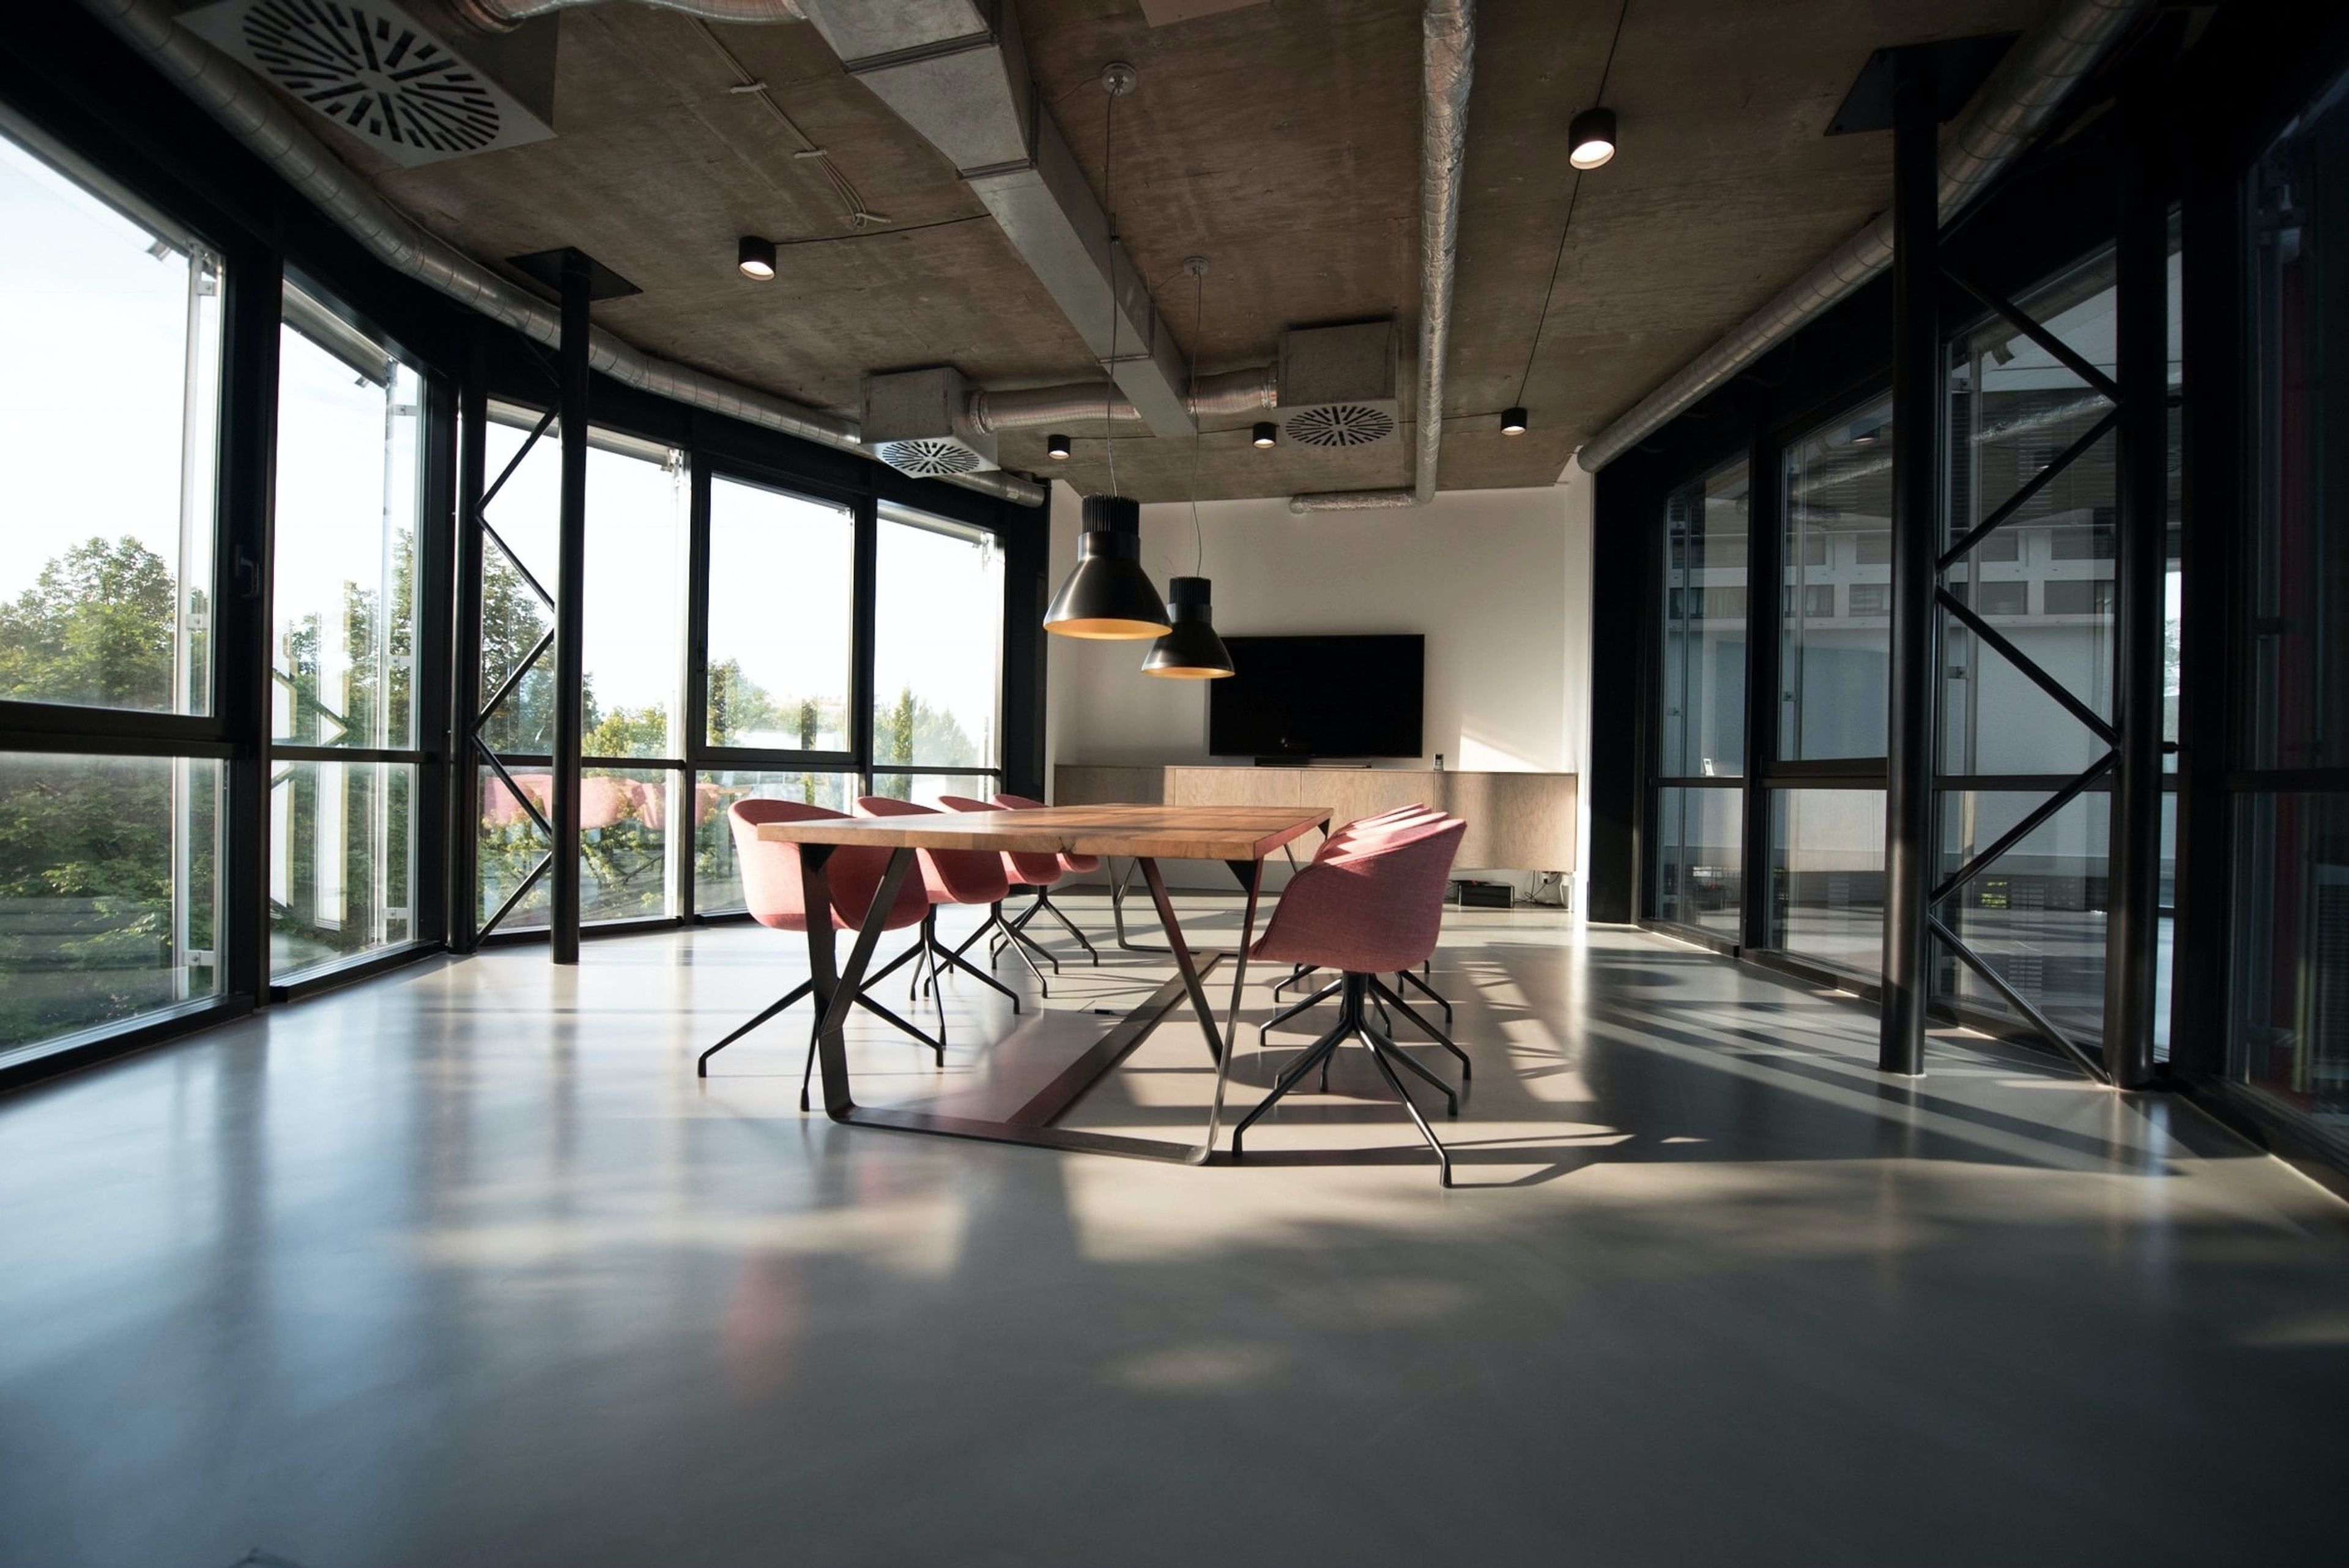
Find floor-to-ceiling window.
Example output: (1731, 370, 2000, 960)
(1769, 396, 1893, 977)
(869, 502, 1005, 809)
(269, 277, 425, 980)
(2233, 65, 2349, 1162)
(0, 117, 226, 1058)
(1653, 458, 1748, 936)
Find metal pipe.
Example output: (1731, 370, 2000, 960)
(445, 0, 801, 32)
(1290, 0, 1474, 513)
(73, 0, 1045, 508)
(1575, 0, 2147, 475)
(968, 366, 1277, 434)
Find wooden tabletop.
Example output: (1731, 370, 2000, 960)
(755, 803, 1331, 863)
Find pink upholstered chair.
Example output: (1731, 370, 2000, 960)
(938, 795, 1074, 981)
(1231, 812, 1469, 1185)
(855, 795, 1028, 1007)
(701, 799, 944, 1110)
(1264, 804, 1459, 1041)
(987, 792, 1102, 965)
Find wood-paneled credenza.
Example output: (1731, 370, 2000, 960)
(1053, 765, 1576, 874)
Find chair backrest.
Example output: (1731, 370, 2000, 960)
(855, 795, 1011, 905)
(990, 792, 1101, 874)
(1253, 813, 1465, 975)
(1316, 803, 1444, 861)
(729, 798, 929, 934)
(940, 794, 1064, 887)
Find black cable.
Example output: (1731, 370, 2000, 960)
(1513, 0, 1631, 409)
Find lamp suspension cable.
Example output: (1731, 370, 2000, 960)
(1102, 73, 1122, 499)
(1513, 0, 1630, 421)
(1187, 260, 1207, 576)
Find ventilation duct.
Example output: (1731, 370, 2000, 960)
(864, 368, 999, 477)
(77, 0, 1044, 505)
(1288, 0, 1474, 512)
(179, 0, 555, 165)
(967, 365, 1277, 434)
(1574, 0, 2149, 475)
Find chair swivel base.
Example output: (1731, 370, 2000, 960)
(1233, 972, 1457, 1187)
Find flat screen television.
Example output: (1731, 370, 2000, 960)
(1208, 634, 1424, 760)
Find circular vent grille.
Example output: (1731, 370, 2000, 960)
(880, 439, 985, 477)
(1284, 403, 1398, 448)
(239, 0, 503, 157)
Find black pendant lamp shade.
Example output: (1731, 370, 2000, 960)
(1044, 495, 1170, 639)
(1141, 575, 1234, 678)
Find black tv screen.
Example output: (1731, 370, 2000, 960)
(1209, 635, 1424, 759)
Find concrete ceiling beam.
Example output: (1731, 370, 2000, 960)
(795, 0, 1198, 439)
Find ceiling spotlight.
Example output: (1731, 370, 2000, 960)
(1852, 424, 1880, 447)
(1252, 422, 1277, 448)
(1047, 432, 1072, 460)
(737, 235, 776, 280)
(1568, 106, 1617, 171)
(1501, 406, 1529, 436)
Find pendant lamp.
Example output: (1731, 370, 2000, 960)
(1142, 576, 1234, 678)
(1044, 495, 1169, 639)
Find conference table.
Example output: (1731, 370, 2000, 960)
(755, 803, 1330, 1163)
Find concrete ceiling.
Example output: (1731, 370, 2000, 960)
(356, 0, 2057, 502)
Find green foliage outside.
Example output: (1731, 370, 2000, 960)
(0, 538, 213, 1047)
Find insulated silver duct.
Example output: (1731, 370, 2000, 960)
(968, 365, 1277, 434)
(1290, 0, 1474, 514)
(445, 0, 800, 29)
(1575, 0, 2147, 475)
(75, 0, 1046, 507)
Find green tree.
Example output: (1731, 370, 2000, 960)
(0, 536, 177, 710)
(0, 538, 207, 1046)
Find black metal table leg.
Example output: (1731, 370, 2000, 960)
(800, 844, 919, 1120)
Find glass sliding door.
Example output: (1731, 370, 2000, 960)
(1650, 458, 1750, 935)
(269, 278, 425, 979)
(869, 503, 1004, 804)
(2232, 67, 2349, 1162)
(0, 118, 228, 1058)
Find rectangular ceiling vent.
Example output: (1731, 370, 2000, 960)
(178, 0, 556, 166)
(863, 368, 1000, 478)
(1276, 321, 1401, 448)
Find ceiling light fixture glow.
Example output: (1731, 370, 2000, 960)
(1047, 432, 1071, 459)
(1252, 422, 1277, 448)
(1501, 406, 1529, 436)
(1568, 106, 1617, 171)
(737, 235, 776, 280)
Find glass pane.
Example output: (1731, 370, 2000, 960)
(705, 477, 853, 751)
(2248, 73, 2349, 771)
(1658, 458, 1750, 778)
(2229, 793, 2349, 1164)
(1781, 395, 1890, 759)
(0, 129, 219, 716)
(1770, 789, 1885, 978)
(584, 442, 685, 760)
(694, 769, 859, 915)
(269, 760, 415, 978)
(272, 283, 423, 750)
(873, 506, 1004, 769)
(0, 753, 221, 1055)
(1939, 789, 2110, 1041)
(1654, 786, 1741, 936)
(866, 771, 1002, 811)
(581, 766, 672, 923)
(478, 764, 551, 932)
(478, 411, 558, 757)
(1945, 247, 2119, 762)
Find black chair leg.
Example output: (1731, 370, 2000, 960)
(699, 978, 814, 1077)
(938, 933, 1023, 1013)
(1258, 977, 1344, 1046)
(1397, 964, 1453, 1027)
(1033, 890, 1100, 965)
(1367, 978, 1471, 1080)
(855, 993, 946, 1063)
(1363, 1018, 1458, 1115)
(1230, 1017, 1352, 1159)
(1359, 1025, 1453, 1187)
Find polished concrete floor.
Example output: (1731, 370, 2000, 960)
(2, 902, 2345, 1567)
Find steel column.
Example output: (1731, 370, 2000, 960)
(1879, 56, 1942, 1076)
(449, 336, 487, 951)
(1741, 418, 1782, 952)
(2102, 67, 2167, 1087)
(550, 251, 590, 964)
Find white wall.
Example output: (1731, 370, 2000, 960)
(1045, 469, 1597, 902)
